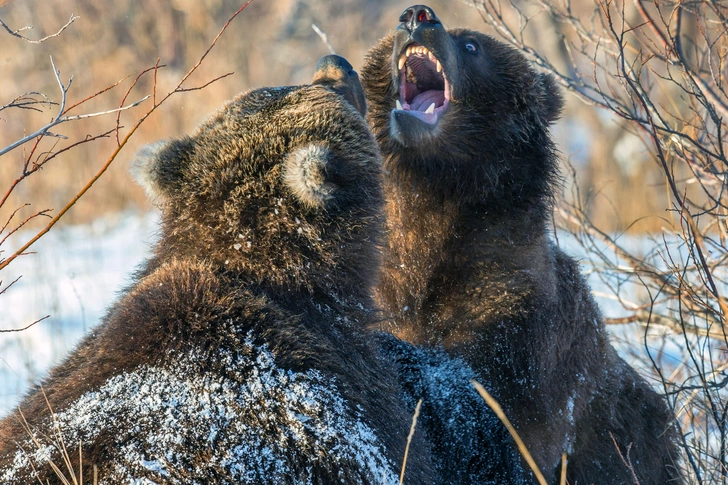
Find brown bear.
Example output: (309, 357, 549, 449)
(0, 56, 434, 484)
(360, 5, 683, 484)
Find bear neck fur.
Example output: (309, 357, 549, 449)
(374, 159, 558, 342)
(138, 251, 377, 319)
(135, 205, 381, 315)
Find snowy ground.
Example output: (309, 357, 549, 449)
(0, 212, 160, 416)
(0, 211, 679, 417)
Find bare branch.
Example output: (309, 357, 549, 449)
(0, 0, 256, 273)
(175, 72, 234, 93)
(0, 315, 48, 333)
(0, 92, 56, 115)
(312, 24, 336, 55)
(0, 14, 79, 44)
(0, 57, 150, 158)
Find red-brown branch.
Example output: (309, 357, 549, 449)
(0, 315, 49, 333)
(0, 0, 255, 273)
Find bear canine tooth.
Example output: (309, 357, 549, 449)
(425, 103, 436, 114)
(398, 55, 406, 71)
(396, 99, 403, 110)
(436, 60, 443, 73)
(406, 46, 412, 57)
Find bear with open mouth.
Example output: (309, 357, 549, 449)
(361, 5, 683, 484)
(0, 56, 434, 485)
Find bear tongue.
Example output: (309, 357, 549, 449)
(410, 90, 444, 111)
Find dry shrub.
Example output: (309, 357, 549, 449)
(465, 0, 728, 481)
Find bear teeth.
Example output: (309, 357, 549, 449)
(398, 46, 439, 76)
(395, 43, 450, 121)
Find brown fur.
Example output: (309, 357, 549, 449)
(361, 6, 683, 484)
(0, 57, 433, 484)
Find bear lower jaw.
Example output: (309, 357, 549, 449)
(394, 97, 448, 125)
(390, 109, 442, 146)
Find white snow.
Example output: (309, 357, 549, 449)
(0, 212, 160, 416)
(1, 335, 399, 484)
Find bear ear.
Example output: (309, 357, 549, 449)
(535, 72, 564, 125)
(312, 55, 367, 116)
(282, 144, 336, 209)
(131, 137, 194, 204)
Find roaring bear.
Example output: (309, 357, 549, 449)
(0, 56, 434, 484)
(360, 5, 683, 484)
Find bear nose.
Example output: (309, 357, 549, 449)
(399, 5, 441, 33)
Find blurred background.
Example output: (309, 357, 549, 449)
(0, 0, 668, 234)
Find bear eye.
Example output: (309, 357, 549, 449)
(464, 42, 478, 53)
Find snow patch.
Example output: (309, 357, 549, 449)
(0, 212, 159, 417)
(1, 337, 399, 484)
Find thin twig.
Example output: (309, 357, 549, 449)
(0, 315, 48, 333)
(399, 399, 422, 485)
(471, 380, 548, 485)
(0, 14, 79, 44)
(609, 433, 640, 485)
(312, 24, 336, 55)
(0, 92, 56, 114)
(0, 275, 22, 296)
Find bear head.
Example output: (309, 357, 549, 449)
(361, 5, 563, 215)
(132, 55, 383, 300)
